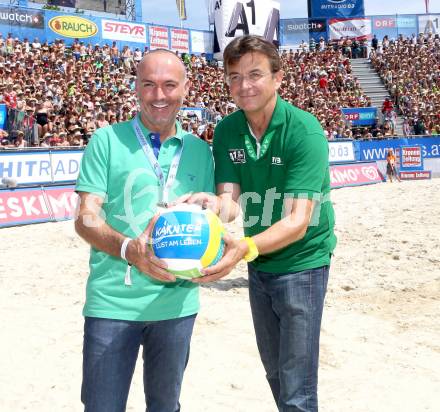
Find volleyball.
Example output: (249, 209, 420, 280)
(151, 204, 225, 279)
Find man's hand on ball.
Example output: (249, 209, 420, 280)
(191, 233, 248, 283)
(126, 216, 176, 283)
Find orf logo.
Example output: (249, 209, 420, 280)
(48, 16, 98, 39)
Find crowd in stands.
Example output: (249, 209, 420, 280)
(371, 32, 440, 136)
(0, 31, 438, 148)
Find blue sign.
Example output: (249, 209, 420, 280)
(357, 137, 440, 161)
(341, 107, 377, 126)
(310, 0, 365, 19)
(281, 18, 327, 46)
(0, 104, 7, 131)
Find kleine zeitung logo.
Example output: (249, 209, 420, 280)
(48, 16, 98, 38)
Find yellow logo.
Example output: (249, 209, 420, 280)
(48, 16, 98, 38)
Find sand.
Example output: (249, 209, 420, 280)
(1, 179, 439, 411)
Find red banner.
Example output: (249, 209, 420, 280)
(0, 186, 77, 228)
(399, 171, 431, 180)
(330, 162, 384, 189)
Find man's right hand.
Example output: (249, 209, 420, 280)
(125, 216, 176, 283)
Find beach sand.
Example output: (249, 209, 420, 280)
(1, 179, 439, 411)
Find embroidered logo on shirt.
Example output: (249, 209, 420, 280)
(229, 149, 246, 164)
(271, 156, 283, 165)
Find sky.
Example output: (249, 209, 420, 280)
(141, 0, 440, 30)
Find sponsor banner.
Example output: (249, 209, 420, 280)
(418, 14, 440, 35)
(328, 141, 355, 163)
(170, 28, 189, 53)
(101, 19, 147, 43)
(330, 162, 383, 189)
(47, 13, 98, 39)
(0, 185, 77, 228)
(400, 145, 424, 171)
(358, 137, 440, 161)
(341, 107, 377, 126)
(280, 18, 327, 46)
(0, 149, 83, 185)
(0, 104, 7, 130)
(399, 171, 431, 180)
(149, 25, 169, 50)
(0, 6, 44, 28)
(373, 16, 396, 30)
(396, 16, 417, 29)
(329, 17, 372, 40)
(213, 0, 280, 58)
(310, 0, 365, 19)
(190, 30, 213, 53)
(180, 107, 203, 121)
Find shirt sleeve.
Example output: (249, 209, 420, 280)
(75, 130, 109, 198)
(283, 132, 329, 198)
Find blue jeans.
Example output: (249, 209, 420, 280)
(248, 265, 329, 412)
(81, 314, 196, 412)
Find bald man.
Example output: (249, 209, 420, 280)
(75, 50, 215, 412)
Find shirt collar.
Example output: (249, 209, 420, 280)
(136, 114, 184, 142)
(238, 94, 285, 136)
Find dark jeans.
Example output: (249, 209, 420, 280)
(248, 265, 329, 412)
(81, 314, 196, 412)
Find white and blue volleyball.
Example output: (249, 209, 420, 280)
(151, 204, 225, 279)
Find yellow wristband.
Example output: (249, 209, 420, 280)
(242, 237, 259, 262)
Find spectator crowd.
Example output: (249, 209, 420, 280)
(371, 32, 440, 136)
(0, 31, 438, 148)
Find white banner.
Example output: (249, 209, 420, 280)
(0, 150, 83, 185)
(328, 141, 355, 163)
(213, 0, 280, 59)
(190, 30, 213, 54)
(418, 14, 440, 35)
(170, 28, 190, 53)
(329, 18, 372, 40)
(101, 19, 147, 43)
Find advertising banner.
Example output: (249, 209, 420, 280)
(330, 161, 384, 189)
(0, 104, 7, 131)
(190, 30, 213, 54)
(371, 15, 417, 39)
(45, 11, 99, 42)
(0, 6, 44, 28)
(281, 18, 327, 46)
(329, 17, 372, 40)
(170, 28, 189, 53)
(399, 170, 431, 180)
(358, 137, 440, 161)
(149, 25, 170, 50)
(0, 185, 77, 228)
(400, 145, 424, 171)
(310, 0, 365, 19)
(101, 19, 147, 44)
(341, 107, 377, 126)
(213, 0, 280, 58)
(418, 14, 440, 35)
(328, 141, 355, 163)
(0, 149, 83, 185)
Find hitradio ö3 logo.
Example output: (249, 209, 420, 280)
(328, 0, 347, 3)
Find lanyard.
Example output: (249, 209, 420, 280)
(132, 116, 183, 205)
(244, 129, 275, 161)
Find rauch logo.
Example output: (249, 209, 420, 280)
(48, 16, 98, 39)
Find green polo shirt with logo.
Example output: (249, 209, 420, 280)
(213, 95, 336, 273)
(76, 118, 214, 321)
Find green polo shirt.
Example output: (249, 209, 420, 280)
(76, 118, 215, 321)
(213, 95, 336, 273)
